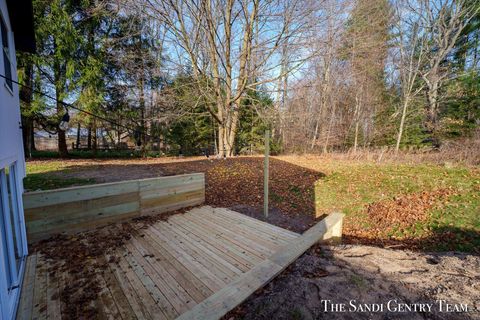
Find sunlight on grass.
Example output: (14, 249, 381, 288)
(315, 163, 477, 214)
(26, 161, 73, 174)
(313, 161, 479, 251)
(25, 161, 95, 191)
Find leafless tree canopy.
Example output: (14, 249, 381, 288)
(22, 0, 480, 156)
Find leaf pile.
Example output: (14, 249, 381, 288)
(365, 188, 455, 232)
(343, 188, 459, 249)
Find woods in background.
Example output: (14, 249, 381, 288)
(16, 0, 480, 157)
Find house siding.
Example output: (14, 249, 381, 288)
(0, 0, 28, 319)
(0, 0, 25, 182)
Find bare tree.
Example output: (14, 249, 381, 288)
(416, 0, 479, 145)
(393, 0, 427, 153)
(309, 0, 342, 151)
(344, 0, 391, 152)
(144, 0, 317, 156)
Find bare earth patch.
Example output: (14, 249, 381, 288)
(225, 244, 480, 320)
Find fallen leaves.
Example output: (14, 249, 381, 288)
(341, 188, 470, 251)
(32, 207, 192, 319)
(365, 188, 455, 232)
(160, 157, 324, 216)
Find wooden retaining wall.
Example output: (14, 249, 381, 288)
(23, 173, 205, 242)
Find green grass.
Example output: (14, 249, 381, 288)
(24, 161, 95, 191)
(349, 274, 367, 289)
(314, 162, 480, 252)
(24, 175, 95, 191)
(316, 164, 476, 214)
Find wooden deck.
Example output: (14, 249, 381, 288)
(16, 206, 301, 319)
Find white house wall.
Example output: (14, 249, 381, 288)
(0, 0, 26, 184)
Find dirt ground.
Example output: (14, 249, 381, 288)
(229, 204, 318, 233)
(225, 244, 480, 320)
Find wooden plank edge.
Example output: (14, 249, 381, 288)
(23, 173, 205, 209)
(176, 212, 344, 320)
(24, 173, 204, 196)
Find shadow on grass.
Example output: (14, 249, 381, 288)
(344, 226, 480, 254)
(23, 173, 95, 191)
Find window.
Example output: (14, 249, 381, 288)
(0, 163, 25, 291)
(1, 16, 12, 90)
(0, 169, 15, 289)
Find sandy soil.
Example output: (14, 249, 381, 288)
(226, 244, 480, 320)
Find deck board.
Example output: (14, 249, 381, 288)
(46, 268, 62, 320)
(169, 214, 263, 266)
(166, 217, 254, 271)
(196, 209, 291, 247)
(17, 254, 37, 320)
(31, 254, 47, 320)
(132, 231, 214, 300)
(106, 252, 152, 319)
(184, 213, 276, 256)
(17, 206, 303, 320)
(160, 221, 244, 276)
(98, 255, 138, 319)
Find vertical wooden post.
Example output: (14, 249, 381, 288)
(264, 130, 269, 218)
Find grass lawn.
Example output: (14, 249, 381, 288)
(25, 160, 95, 191)
(24, 156, 479, 252)
(280, 155, 479, 252)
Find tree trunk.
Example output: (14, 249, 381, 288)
(30, 124, 35, 151)
(323, 105, 336, 154)
(92, 119, 97, 156)
(212, 114, 218, 155)
(76, 123, 81, 149)
(310, 119, 319, 150)
(352, 93, 361, 153)
(56, 96, 68, 157)
(87, 126, 92, 149)
(395, 97, 409, 153)
(53, 41, 68, 157)
(353, 120, 359, 153)
(22, 118, 34, 158)
(425, 76, 440, 147)
(226, 107, 239, 156)
(20, 62, 34, 158)
(217, 125, 225, 157)
(58, 129, 68, 157)
(139, 76, 147, 157)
